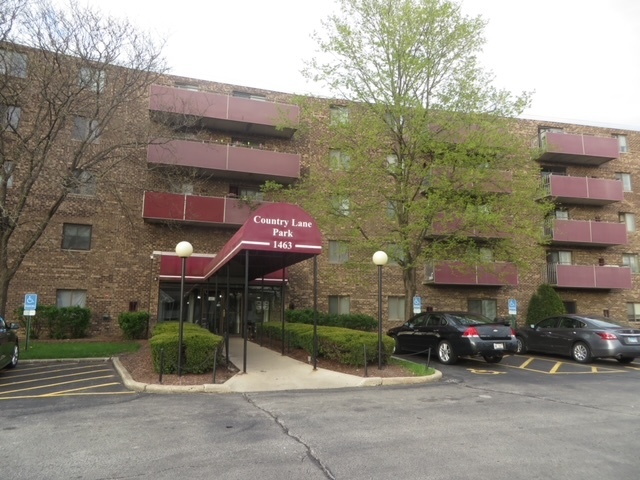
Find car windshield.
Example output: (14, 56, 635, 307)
(446, 313, 493, 326)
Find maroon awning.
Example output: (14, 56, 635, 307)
(202, 202, 322, 281)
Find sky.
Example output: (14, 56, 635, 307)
(81, 0, 640, 130)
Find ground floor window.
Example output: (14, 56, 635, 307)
(627, 303, 640, 322)
(468, 298, 497, 320)
(57, 289, 87, 307)
(388, 296, 405, 321)
(328, 295, 350, 315)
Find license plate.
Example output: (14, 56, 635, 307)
(493, 343, 504, 350)
(628, 337, 638, 343)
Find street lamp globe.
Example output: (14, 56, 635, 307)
(175, 241, 193, 258)
(372, 250, 388, 266)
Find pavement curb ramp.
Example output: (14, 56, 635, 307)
(111, 357, 443, 394)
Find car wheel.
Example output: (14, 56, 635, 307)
(483, 354, 503, 364)
(617, 357, 634, 364)
(572, 341, 593, 364)
(392, 338, 404, 355)
(516, 336, 527, 354)
(437, 341, 458, 365)
(7, 342, 19, 369)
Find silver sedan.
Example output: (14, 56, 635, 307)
(516, 314, 640, 364)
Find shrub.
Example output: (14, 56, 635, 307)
(285, 309, 377, 331)
(150, 322, 224, 374)
(525, 284, 566, 326)
(118, 311, 150, 339)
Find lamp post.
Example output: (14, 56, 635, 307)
(175, 241, 193, 377)
(372, 250, 388, 370)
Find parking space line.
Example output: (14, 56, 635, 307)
(518, 358, 535, 369)
(2, 368, 114, 386)
(41, 382, 127, 397)
(0, 374, 116, 396)
(549, 362, 562, 374)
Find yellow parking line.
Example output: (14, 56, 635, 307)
(518, 358, 535, 368)
(42, 382, 123, 397)
(0, 390, 135, 400)
(0, 375, 115, 395)
(2, 369, 113, 386)
(549, 362, 563, 373)
(4, 364, 110, 379)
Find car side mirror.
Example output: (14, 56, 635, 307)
(10, 323, 20, 330)
(529, 324, 535, 329)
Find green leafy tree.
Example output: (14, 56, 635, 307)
(276, 0, 552, 319)
(525, 284, 566, 326)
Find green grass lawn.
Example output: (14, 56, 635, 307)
(389, 357, 435, 376)
(20, 341, 141, 360)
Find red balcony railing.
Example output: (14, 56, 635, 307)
(142, 191, 255, 226)
(534, 132, 619, 166)
(542, 174, 624, 205)
(547, 219, 627, 246)
(544, 264, 632, 289)
(148, 139, 301, 183)
(428, 214, 508, 239)
(424, 261, 518, 286)
(149, 85, 299, 138)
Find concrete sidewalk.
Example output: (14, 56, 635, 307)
(113, 336, 441, 394)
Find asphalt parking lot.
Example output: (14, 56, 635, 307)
(0, 360, 135, 400)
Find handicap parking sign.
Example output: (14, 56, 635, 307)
(508, 298, 517, 315)
(24, 293, 38, 316)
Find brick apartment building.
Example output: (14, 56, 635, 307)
(3, 42, 640, 338)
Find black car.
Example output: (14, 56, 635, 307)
(516, 314, 640, 364)
(387, 311, 517, 365)
(0, 316, 20, 370)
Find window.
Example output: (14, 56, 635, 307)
(622, 254, 639, 273)
(388, 296, 405, 321)
(615, 172, 632, 192)
(239, 187, 263, 201)
(56, 289, 87, 308)
(232, 91, 266, 101)
(385, 244, 404, 266)
(79, 67, 105, 93)
(331, 196, 350, 216)
(547, 250, 572, 265)
(1, 105, 21, 132)
(328, 240, 349, 264)
(1, 161, 14, 188)
(328, 295, 350, 314)
(73, 116, 101, 143)
(175, 83, 199, 91)
(0, 49, 27, 78)
(627, 303, 640, 322)
(329, 149, 351, 171)
(330, 105, 349, 125)
(62, 224, 92, 250)
(613, 134, 628, 153)
(620, 212, 636, 232)
(555, 210, 569, 220)
(468, 299, 497, 320)
(70, 170, 96, 196)
(170, 182, 193, 195)
(479, 247, 494, 262)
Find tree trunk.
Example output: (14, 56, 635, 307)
(402, 266, 417, 321)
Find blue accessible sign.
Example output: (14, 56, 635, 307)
(23, 293, 38, 316)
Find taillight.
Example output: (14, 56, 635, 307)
(511, 328, 517, 337)
(462, 327, 480, 338)
(596, 331, 617, 341)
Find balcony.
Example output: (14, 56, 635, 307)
(542, 174, 624, 205)
(546, 219, 628, 246)
(424, 261, 518, 286)
(535, 132, 619, 166)
(544, 264, 632, 289)
(424, 168, 512, 194)
(142, 191, 255, 227)
(428, 215, 508, 239)
(148, 139, 301, 183)
(149, 85, 300, 138)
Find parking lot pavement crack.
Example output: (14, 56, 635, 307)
(243, 394, 336, 480)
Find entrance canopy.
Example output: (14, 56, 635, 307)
(202, 202, 322, 281)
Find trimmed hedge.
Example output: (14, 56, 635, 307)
(285, 309, 377, 332)
(15, 305, 92, 339)
(118, 311, 150, 340)
(150, 322, 224, 374)
(260, 321, 393, 367)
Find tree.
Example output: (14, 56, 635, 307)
(0, 0, 166, 316)
(525, 284, 566, 326)
(283, 0, 552, 319)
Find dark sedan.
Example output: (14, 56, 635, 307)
(387, 311, 517, 365)
(516, 314, 640, 364)
(0, 316, 20, 370)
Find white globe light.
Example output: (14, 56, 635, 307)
(175, 241, 193, 258)
(372, 250, 388, 266)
